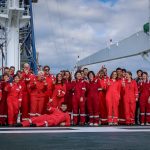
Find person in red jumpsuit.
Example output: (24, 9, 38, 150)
(0, 73, 10, 125)
(139, 72, 150, 125)
(5, 74, 22, 126)
(20, 102, 70, 127)
(16, 70, 29, 121)
(20, 63, 36, 121)
(82, 68, 89, 124)
(50, 73, 66, 109)
(64, 71, 73, 116)
(116, 68, 126, 125)
(72, 70, 86, 125)
(87, 71, 100, 126)
(106, 71, 121, 125)
(43, 66, 55, 112)
(29, 71, 47, 118)
(122, 71, 138, 125)
(97, 69, 108, 124)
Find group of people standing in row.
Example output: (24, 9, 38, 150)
(0, 64, 149, 127)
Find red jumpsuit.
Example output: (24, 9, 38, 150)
(21, 72, 36, 93)
(19, 79, 30, 121)
(21, 71, 35, 80)
(98, 78, 108, 124)
(21, 72, 35, 120)
(29, 78, 47, 117)
(139, 81, 150, 123)
(5, 83, 22, 125)
(0, 81, 8, 125)
(22, 107, 70, 127)
(123, 80, 138, 124)
(44, 74, 55, 111)
(51, 83, 66, 109)
(87, 79, 100, 124)
(64, 80, 73, 114)
(72, 79, 86, 125)
(118, 78, 126, 124)
(106, 79, 121, 124)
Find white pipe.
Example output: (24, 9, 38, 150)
(7, 26, 20, 70)
(6, 0, 20, 70)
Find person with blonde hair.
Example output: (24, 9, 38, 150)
(29, 71, 48, 118)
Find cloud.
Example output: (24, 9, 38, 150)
(33, 0, 149, 74)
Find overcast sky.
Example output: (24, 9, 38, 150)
(33, 0, 150, 76)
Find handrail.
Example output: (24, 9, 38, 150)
(0, 0, 30, 16)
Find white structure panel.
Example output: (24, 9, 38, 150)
(77, 31, 150, 67)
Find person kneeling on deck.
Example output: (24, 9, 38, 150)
(18, 102, 70, 127)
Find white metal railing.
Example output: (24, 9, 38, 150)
(0, 0, 8, 14)
(23, 4, 30, 16)
(0, 0, 30, 16)
(9, 0, 25, 8)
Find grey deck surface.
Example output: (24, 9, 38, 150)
(0, 126, 149, 150)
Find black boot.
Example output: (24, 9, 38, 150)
(30, 123, 36, 127)
(15, 123, 23, 127)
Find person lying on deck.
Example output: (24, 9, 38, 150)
(17, 103, 70, 127)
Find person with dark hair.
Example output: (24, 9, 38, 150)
(139, 72, 150, 125)
(60, 70, 66, 79)
(5, 74, 22, 126)
(122, 71, 138, 125)
(43, 65, 55, 112)
(64, 71, 72, 82)
(83, 68, 89, 124)
(16, 70, 22, 75)
(47, 102, 70, 127)
(135, 69, 143, 83)
(117, 68, 126, 125)
(74, 70, 81, 79)
(86, 71, 100, 126)
(4, 67, 9, 74)
(9, 66, 15, 77)
(72, 70, 86, 125)
(97, 69, 108, 125)
(122, 69, 126, 78)
(83, 68, 89, 80)
(116, 67, 122, 80)
(103, 67, 108, 78)
(79, 70, 84, 79)
(134, 69, 143, 125)
(43, 65, 50, 71)
(17, 70, 30, 122)
(37, 65, 42, 71)
(20, 102, 70, 127)
(51, 73, 66, 109)
(64, 71, 73, 116)
(0, 73, 10, 125)
(106, 71, 121, 125)
(6, 66, 15, 83)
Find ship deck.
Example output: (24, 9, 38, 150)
(0, 126, 150, 150)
